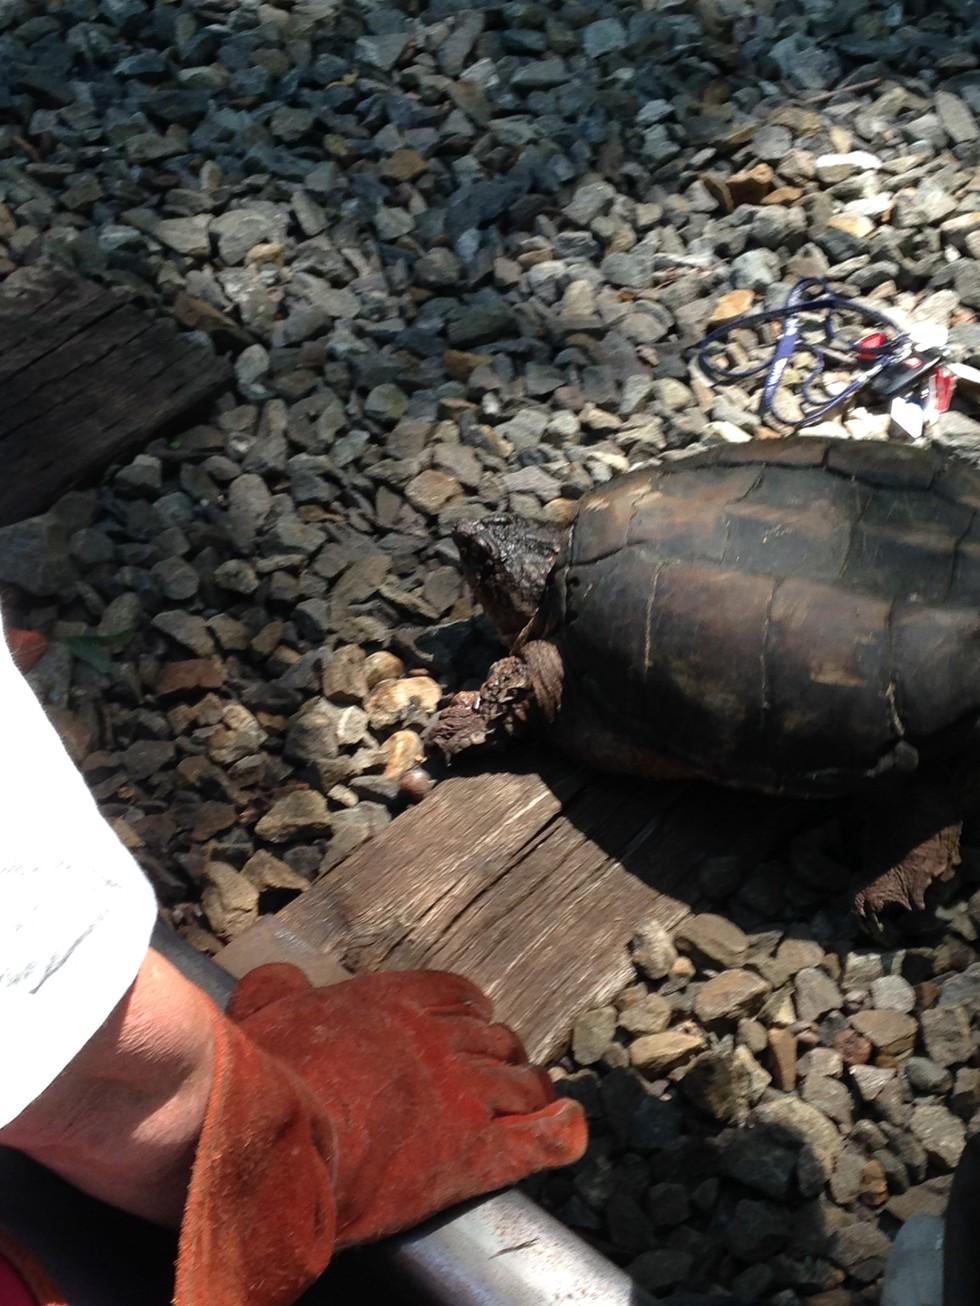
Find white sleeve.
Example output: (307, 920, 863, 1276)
(0, 613, 156, 1128)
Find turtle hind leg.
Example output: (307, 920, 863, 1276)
(853, 822, 961, 922)
(852, 785, 962, 928)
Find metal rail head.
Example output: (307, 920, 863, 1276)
(153, 921, 654, 1306)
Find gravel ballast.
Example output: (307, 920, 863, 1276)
(2, 0, 980, 1300)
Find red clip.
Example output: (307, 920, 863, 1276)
(857, 331, 889, 363)
(930, 366, 955, 415)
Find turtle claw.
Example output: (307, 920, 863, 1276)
(863, 907, 886, 943)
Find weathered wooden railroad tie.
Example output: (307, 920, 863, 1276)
(220, 759, 804, 1062)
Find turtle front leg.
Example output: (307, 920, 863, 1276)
(424, 656, 538, 758)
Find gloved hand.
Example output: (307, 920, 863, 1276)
(175, 965, 586, 1306)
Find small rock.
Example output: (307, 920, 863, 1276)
(355, 32, 409, 71)
(152, 557, 199, 602)
(694, 969, 769, 1023)
(834, 1028, 874, 1067)
(0, 514, 74, 596)
(951, 1067, 980, 1119)
(572, 1007, 617, 1065)
(365, 384, 408, 425)
(725, 1199, 792, 1261)
(364, 651, 405, 689)
(646, 1182, 689, 1228)
(255, 789, 331, 842)
(405, 470, 461, 515)
(322, 646, 369, 703)
(628, 1249, 692, 1295)
(631, 919, 678, 979)
(827, 1221, 891, 1282)
(202, 862, 259, 940)
(830, 1147, 865, 1206)
(801, 1073, 853, 1127)
(208, 704, 267, 766)
(675, 913, 748, 969)
(849, 1009, 917, 1056)
(284, 700, 339, 767)
(447, 302, 517, 347)
(709, 289, 755, 325)
(909, 1104, 966, 1170)
(850, 1065, 896, 1104)
(936, 91, 980, 144)
(768, 1028, 797, 1091)
(815, 151, 882, 184)
(152, 611, 215, 657)
(680, 1051, 753, 1123)
(843, 951, 883, 989)
(156, 659, 224, 696)
(920, 1006, 973, 1066)
(415, 249, 462, 287)
(630, 1029, 705, 1077)
(794, 967, 843, 1021)
(582, 18, 628, 57)
(214, 560, 258, 595)
(720, 1131, 797, 1201)
(381, 148, 428, 182)
(618, 993, 672, 1036)
(381, 730, 424, 780)
(601, 249, 657, 290)
(869, 975, 916, 1014)
(753, 1096, 842, 1177)
(905, 1057, 952, 1096)
(192, 802, 237, 843)
(122, 739, 176, 781)
(242, 850, 309, 893)
(731, 249, 781, 291)
(364, 676, 442, 730)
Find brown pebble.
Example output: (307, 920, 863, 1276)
(767, 1027, 797, 1091)
(382, 729, 424, 779)
(191, 801, 237, 842)
(156, 658, 225, 696)
(363, 650, 405, 689)
(833, 1029, 873, 1066)
(709, 288, 754, 325)
(400, 767, 434, 802)
(859, 1159, 889, 1207)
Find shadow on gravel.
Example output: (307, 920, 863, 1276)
(507, 760, 975, 1301)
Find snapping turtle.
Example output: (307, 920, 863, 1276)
(428, 436, 980, 922)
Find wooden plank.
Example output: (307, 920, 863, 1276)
(0, 277, 110, 377)
(279, 761, 807, 1062)
(0, 264, 232, 526)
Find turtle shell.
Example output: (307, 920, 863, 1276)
(534, 437, 980, 796)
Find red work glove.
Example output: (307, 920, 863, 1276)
(175, 965, 586, 1306)
(0, 1234, 64, 1306)
(3, 629, 47, 675)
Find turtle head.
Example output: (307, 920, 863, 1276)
(453, 514, 565, 639)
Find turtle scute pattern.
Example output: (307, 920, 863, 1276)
(539, 438, 980, 796)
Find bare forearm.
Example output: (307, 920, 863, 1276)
(0, 948, 214, 1227)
